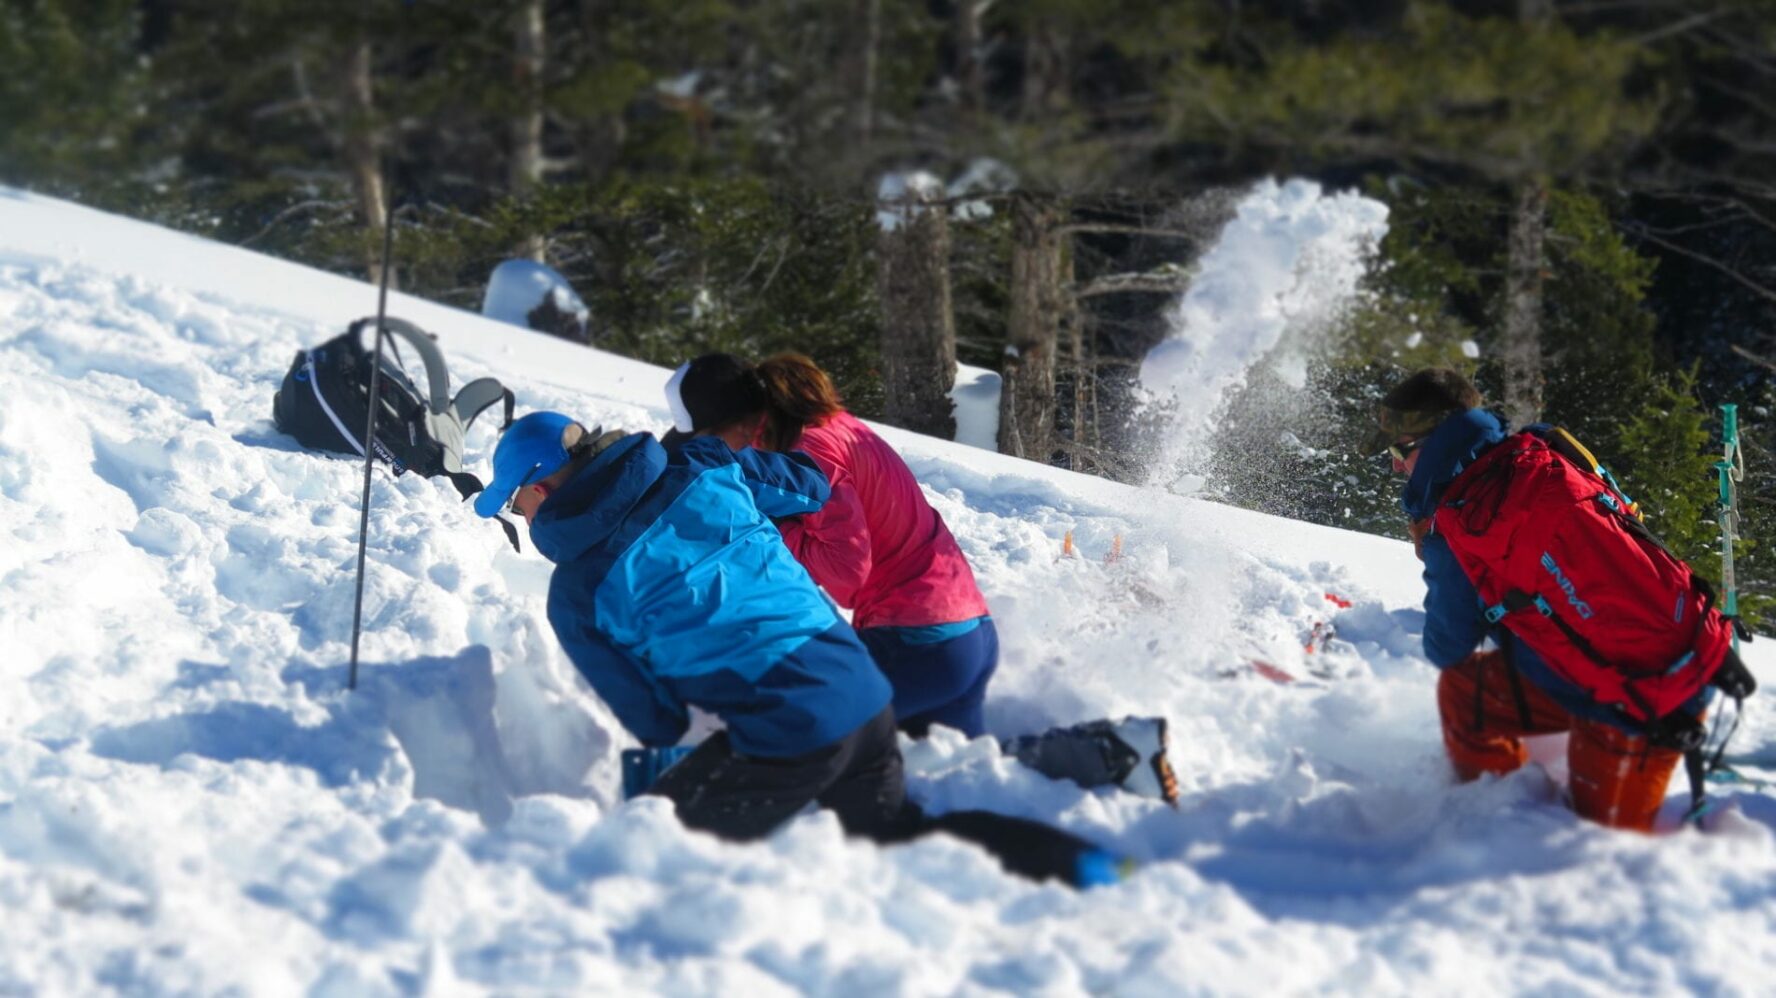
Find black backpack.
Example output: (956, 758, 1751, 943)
(272, 317, 514, 499)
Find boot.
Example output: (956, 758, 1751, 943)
(1002, 716, 1180, 806)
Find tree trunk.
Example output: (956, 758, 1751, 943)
(855, 0, 881, 145)
(511, 0, 547, 261)
(1068, 306, 1087, 472)
(998, 193, 1067, 460)
(955, 0, 984, 122)
(340, 39, 391, 287)
(1502, 179, 1546, 428)
(877, 183, 958, 439)
(1020, 24, 1066, 121)
(1498, 0, 1552, 428)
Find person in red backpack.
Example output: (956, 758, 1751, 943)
(1370, 368, 1713, 831)
(663, 352, 1180, 804)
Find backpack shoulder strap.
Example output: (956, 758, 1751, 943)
(350, 316, 451, 416)
(1545, 426, 1602, 476)
(341, 317, 517, 490)
(451, 377, 516, 433)
(1544, 424, 1642, 520)
(445, 470, 485, 501)
(421, 378, 515, 480)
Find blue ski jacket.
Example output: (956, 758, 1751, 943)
(1403, 408, 1705, 729)
(531, 432, 892, 757)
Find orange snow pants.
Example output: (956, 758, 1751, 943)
(1437, 650, 1686, 831)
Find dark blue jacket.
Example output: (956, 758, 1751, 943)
(1403, 409, 1706, 728)
(531, 433, 892, 757)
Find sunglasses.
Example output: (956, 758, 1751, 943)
(506, 463, 552, 516)
(1388, 437, 1427, 463)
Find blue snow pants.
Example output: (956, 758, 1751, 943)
(858, 616, 999, 738)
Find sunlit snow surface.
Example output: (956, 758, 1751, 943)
(3, 186, 1775, 995)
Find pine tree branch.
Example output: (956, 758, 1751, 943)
(1622, 222, 1776, 304)
(1731, 344, 1776, 373)
(1639, 173, 1776, 207)
(239, 199, 343, 247)
(1049, 436, 1142, 480)
(1696, 77, 1776, 125)
(1071, 267, 1194, 299)
(1629, 9, 1730, 47)
(288, 56, 342, 154)
(1671, 194, 1771, 227)
(1057, 223, 1201, 239)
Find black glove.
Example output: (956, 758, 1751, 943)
(1645, 710, 1707, 752)
(1713, 646, 1758, 701)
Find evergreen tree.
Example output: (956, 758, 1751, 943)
(1168, 3, 1661, 179)
(1615, 365, 1717, 562)
(1537, 189, 1660, 450)
(0, 0, 146, 195)
(586, 178, 885, 414)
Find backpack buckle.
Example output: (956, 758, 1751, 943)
(1485, 604, 1508, 624)
(1663, 651, 1696, 677)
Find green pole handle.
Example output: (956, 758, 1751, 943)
(1717, 404, 1741, 632)
(1718, 405, 1738, 506)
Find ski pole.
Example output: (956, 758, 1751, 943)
(344, 0, 417, 689)
(348, 204, 398, 691)
(348, 6, 412, 691)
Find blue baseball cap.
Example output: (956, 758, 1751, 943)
(473, 411, 584, 519)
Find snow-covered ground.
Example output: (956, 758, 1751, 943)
(3, 186, 1775, 995)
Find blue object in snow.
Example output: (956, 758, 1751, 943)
(622, 745, 696, 799)
(1072, 847, 1131, 888)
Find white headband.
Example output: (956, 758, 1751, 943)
(664, 361, 695, 433)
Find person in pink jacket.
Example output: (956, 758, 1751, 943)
(664, 352, 1180, 804)
(766, 354, 994, 735)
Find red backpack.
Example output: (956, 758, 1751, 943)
(1433, 431, 1736, 728)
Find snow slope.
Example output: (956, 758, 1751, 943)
(3, 186, 1775, 996)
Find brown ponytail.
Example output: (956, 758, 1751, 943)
(755, 353, 844, 452)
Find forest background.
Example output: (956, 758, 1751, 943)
(6, 0, 1776, 621)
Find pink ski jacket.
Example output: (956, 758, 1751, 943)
(776, 411, 990, 630)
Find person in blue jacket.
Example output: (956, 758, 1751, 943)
(476, 411, 1128, 884)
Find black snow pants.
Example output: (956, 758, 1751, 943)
(647, 706, 1110, 886)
